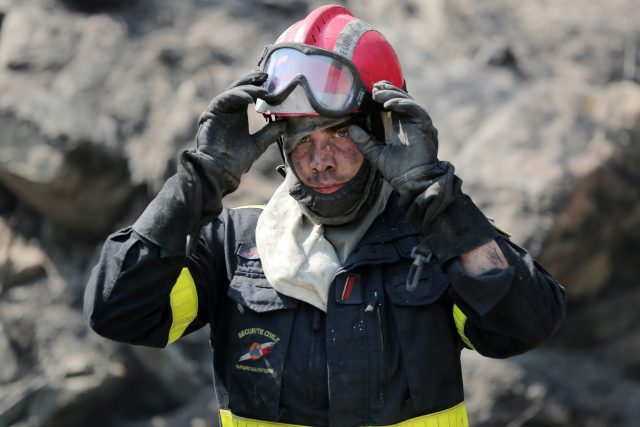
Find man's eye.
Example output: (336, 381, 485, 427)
(299, 135, 311, 144)
(336, 127, 349, 138)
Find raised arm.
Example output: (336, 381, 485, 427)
(350, 80, 566, 357)
(84, 71, 285, 346)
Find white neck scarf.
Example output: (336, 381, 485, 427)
(256, 172, 391, 312)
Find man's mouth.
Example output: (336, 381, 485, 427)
(311, 183, 345, 194)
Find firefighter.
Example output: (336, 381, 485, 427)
(84, 5, 566, 426)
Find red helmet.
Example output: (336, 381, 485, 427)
(255, 5, 404, 117)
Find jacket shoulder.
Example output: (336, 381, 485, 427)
(226, 205, 265, 223)
(215, 205, 264, 242)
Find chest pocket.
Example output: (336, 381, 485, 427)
(385, 262, 450, 306)
(225, 257, 298, 420)
(383, 262, 464, 412)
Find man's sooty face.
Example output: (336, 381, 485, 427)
(289, 124, 365, 194)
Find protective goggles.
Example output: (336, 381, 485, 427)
(255, 43, 368, 117)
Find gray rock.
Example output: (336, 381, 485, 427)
(0, 185, 16, 212)
(129, 345, 206, 407)
(536, 82, 640, 297)
(0, 302, 130, 427)
(0, 322, 18, 383)
(0, 132, 138, 238)
(0, 264, 135, 427)
(462, 348, 640, 426)
(0, 6, 139, 237)
(58, 0, 131, 13)
(0, 219, 47, 290)
(120, 389, 218, 427)
(0, 376, 49, 427)
(456, 81, 639, 248)
(0, 6, 78, 72)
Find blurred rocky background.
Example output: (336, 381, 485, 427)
(0, 0, 638, 425)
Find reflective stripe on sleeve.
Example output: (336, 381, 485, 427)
(167, 267, 198, 346)
(453, 304, 476, 350)
(220, 402, 468, 426)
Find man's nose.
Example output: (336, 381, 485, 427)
(310, 139, 336, 172)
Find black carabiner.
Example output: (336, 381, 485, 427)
(406, 247, 432, 292)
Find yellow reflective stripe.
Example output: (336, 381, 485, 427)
(220, 410, 302, 427)
(220, 402, 468, 427)
(381, 402, 468, 427)
(488, 218, 512, 238)
(167, 268, 198, 346)
(453, 304, 475, 350)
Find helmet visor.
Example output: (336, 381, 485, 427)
(259, 45, 365, 116)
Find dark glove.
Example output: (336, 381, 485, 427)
(349, 81, 498, 264)
(133, 71, 285, 257)
(189, 71, 287, 197)
(349, 81, 441, 207)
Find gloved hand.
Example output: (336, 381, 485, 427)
(191, 71, 287, 196)
(133, 71, 286, 258)
(349, 81, 453, 219)
(350, 81, 499, 265)
(352, 80, 438, 163)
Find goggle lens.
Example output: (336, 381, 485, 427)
(263, 48, 356, 112)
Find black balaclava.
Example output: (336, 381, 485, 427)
(289, 160, 382, 225)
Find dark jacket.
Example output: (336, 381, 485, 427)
(84, 194, 566, 426)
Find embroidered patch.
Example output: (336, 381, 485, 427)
(238, 341, 275, 361)
(235, 328, 281, 375)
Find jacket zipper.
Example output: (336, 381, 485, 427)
(375, 292, 385, 403)
(308, 309, 321, 402)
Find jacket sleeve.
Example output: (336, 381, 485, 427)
(83, 221, 227, 348)
(446, 236, 567, 358)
